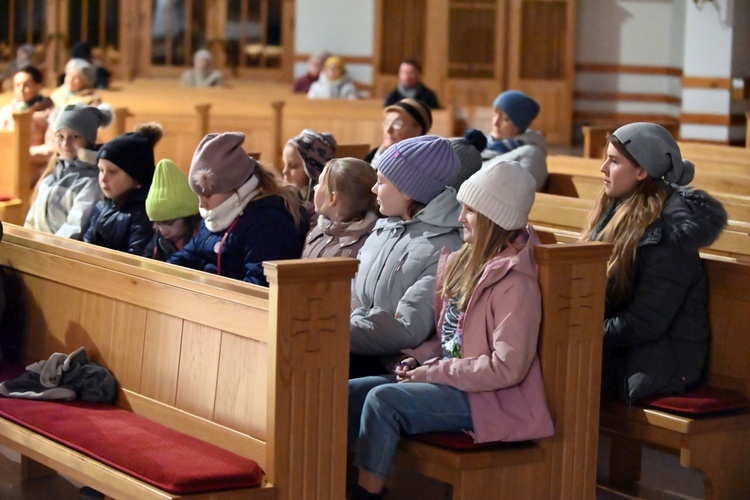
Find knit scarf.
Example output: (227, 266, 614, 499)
(486, 136, 525, 154)
(397, 83, 419, 100)
(200, 175, 260, 232)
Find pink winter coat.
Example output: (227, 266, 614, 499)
(405, 226, 554, 443)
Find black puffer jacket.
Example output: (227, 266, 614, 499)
(83, 184, 154, 256)
(602, 187, 727, 403)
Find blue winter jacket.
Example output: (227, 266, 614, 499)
(168, 194, 309, 286)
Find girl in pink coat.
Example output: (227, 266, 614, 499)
(347, 160, 554, 499)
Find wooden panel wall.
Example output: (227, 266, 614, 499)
(376, 0, 426, 75)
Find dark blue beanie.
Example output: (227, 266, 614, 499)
(492, 91, 540, 133)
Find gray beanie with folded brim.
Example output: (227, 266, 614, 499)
(54, 103, 114, 145)
(612, 122, 694, 186)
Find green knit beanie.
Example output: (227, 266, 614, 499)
(146, 159, 200, 222)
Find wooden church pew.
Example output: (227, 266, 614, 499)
(0, 224, 358, 499)
(394, 242, 613, 499)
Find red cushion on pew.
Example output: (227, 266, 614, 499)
(644, 386, 749, 415)
(408, 431, 530, 450)
(0, 399, 263, 494)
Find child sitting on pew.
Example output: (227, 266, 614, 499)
(83, 124, 163, 255)
(481, 90, 548, 191)
(350, 135, 464, 378)
(24, 103, 113, 239)
(168, 132, 310, 286)
(302, 157, 379, 259)
(579, 123, 727, 403)
(307, 56, 359, 100)
(282, 129, 337, 222)
(143, 159, 202, 261)
(347, 161, 554, 499)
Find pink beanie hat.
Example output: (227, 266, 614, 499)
(189, 133, 257, 196)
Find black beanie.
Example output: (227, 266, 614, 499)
(98, 126, 162, 186)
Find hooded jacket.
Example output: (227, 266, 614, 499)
(25, 154, 102, 239)
(302, 212, 379, 259)
(350, 188, 464, 363)
(482, 130, 548, 191)
(83, 183, 154, 255)
(602, 187, 727, 403)
(405, 226, 554, 443)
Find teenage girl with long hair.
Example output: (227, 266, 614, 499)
(579, 122, 727, 403)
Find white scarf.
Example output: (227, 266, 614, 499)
(200, 175, 260, 232)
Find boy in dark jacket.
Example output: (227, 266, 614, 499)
(83, 124, 162, 255)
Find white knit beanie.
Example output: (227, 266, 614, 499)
(457, 160, 535, 230)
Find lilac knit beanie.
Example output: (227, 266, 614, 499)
(377, 135, 459, 204)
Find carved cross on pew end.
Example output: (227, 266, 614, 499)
(290, 298, 337, 353)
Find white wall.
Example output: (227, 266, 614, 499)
(293, 0, 375, 85)
(575, 0, 685, 118)
(576, 0, 683, 67)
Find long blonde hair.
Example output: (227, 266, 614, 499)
(442, 210, 519, 311)
(253, 162, 304, 229)
(579, 135, 671, 303)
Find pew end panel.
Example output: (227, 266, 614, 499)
(0, 224, 358, 500)
(393, 242, 612, 500)
(600, 258, 750, 499)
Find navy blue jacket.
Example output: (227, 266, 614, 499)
(83, 185, 154, 256)
(168, 194, 309, 286)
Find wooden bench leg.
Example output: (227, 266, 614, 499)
(682, 430, 750, 500)
(20, 455, 56, 480)
(607, 436, 642, 486)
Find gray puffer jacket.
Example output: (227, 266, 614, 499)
(602, 187, 727, 403)
(350, 188, 464, 362)
(482, 130, 548, 191)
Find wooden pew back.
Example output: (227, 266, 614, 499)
(0, 225, 358, 499)
(0, 112, 32, 225)
(395, 242, 612, 499)
(531, 192, 750, 262)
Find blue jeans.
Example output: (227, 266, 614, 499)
(348, 376, 473, 480)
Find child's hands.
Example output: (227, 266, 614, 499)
(394, 357, 418, 382)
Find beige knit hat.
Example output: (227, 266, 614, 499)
(457, 160, 535, 230)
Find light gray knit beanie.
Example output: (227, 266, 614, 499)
(54, 103, 114, 145)
(457, 160, 535, 230)
(612, 122, 694, 186)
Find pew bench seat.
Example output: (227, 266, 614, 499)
(600, 398, 750, 499)
(0, 397, 265, 498)
(599, 258, 750, 500)
(389, 243, 614, 499)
